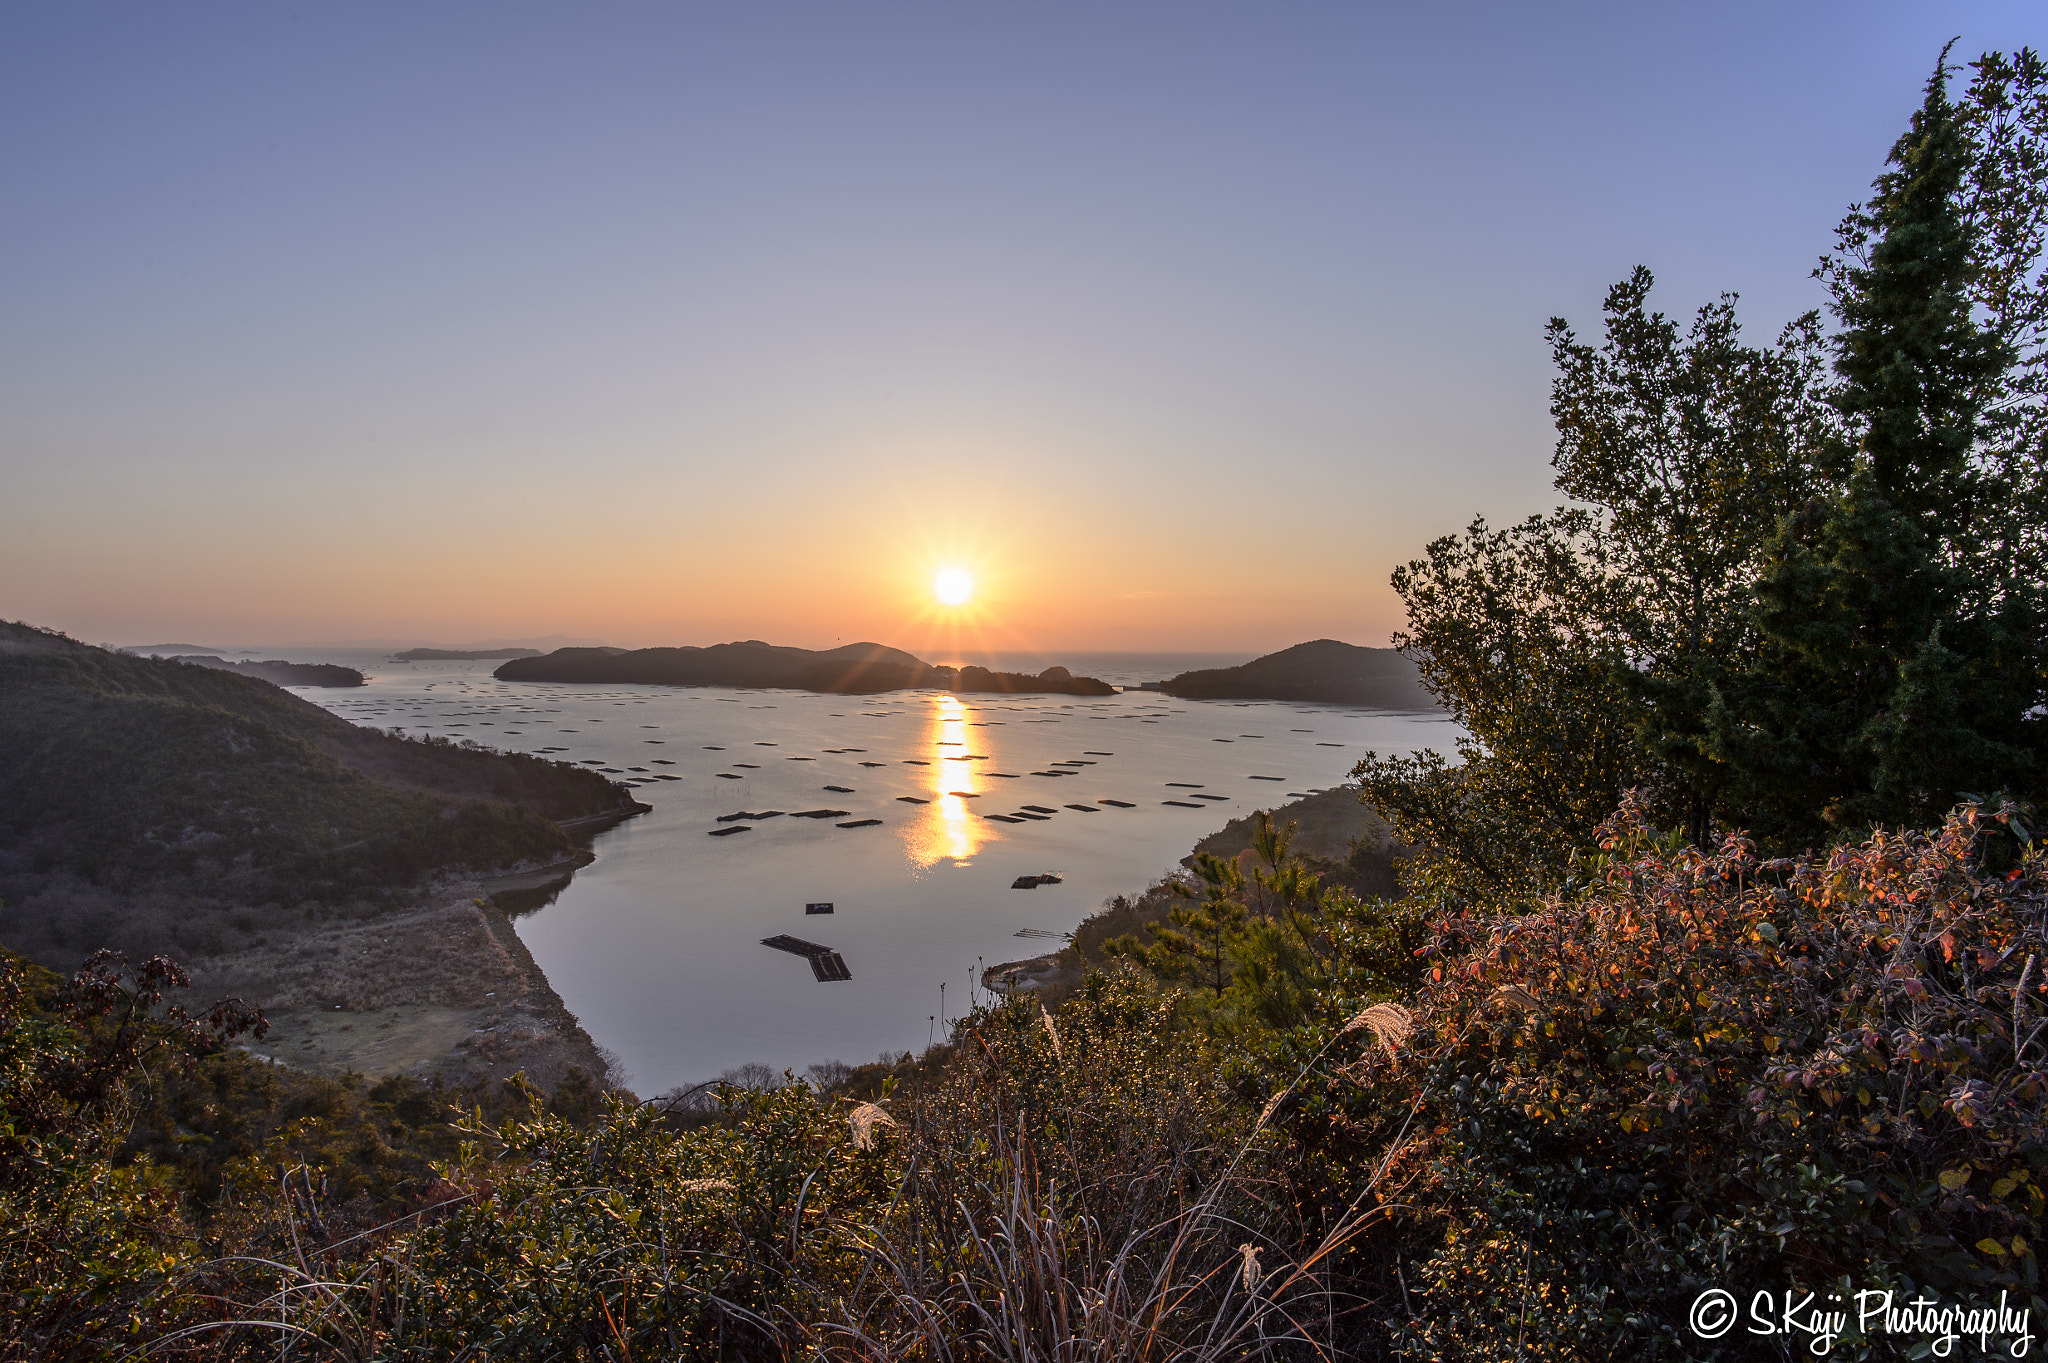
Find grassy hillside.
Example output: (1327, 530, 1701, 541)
(0, 622, 637, 942)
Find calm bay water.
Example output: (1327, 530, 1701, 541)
(296, 652, 1456, 1094)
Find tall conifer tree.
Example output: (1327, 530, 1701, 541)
(1709, 52, 2043, 839)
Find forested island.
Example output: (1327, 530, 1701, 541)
(6, 49, 2048, 1361)
(496, 639, 1117, 695)
(166, 653, 367, 687)
(1161, 638, 1436, 707)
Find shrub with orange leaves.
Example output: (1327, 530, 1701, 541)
(1282, 794, 2048, 1356)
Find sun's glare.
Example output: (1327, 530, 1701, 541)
(933, 569, 974, 606)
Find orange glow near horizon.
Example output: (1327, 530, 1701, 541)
(903, 694, 987, 868)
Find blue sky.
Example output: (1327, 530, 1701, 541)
(2, 2, 2038, 651)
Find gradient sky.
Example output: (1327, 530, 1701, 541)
(3, 3, 2038, 656)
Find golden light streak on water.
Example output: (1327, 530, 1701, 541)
(903, 693, 987, 867)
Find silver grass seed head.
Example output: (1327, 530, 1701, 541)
(847, 1101, 902, 1151)
(1341, 1001, 1416, 1058)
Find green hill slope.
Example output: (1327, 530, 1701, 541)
(0, 621, 637, 907)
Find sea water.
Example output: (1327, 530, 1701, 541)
(293, 654, 1459, 1093)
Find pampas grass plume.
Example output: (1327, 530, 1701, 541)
(848, 1101, 902, 1151)
(1341, 1001, 1415, 1059)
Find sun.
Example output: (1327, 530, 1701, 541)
(933, 568, 974, 606)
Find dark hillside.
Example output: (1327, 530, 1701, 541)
(1162, 639, 1435, 708)
(495, 639, 926, 689)
(167, 654, 366, 687)
(0, 622, 637, 908)
(498, 641, 1117, 695)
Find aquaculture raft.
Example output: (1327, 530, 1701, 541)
(762, 934, 853, 982)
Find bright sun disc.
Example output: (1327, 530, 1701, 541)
(934, 569, 973, 606)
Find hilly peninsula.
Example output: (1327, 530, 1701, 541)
(496, 640, 1117, 696)
(0, 620, 646, 1089)
(168, 653, 366, 687)
(1162, 639, 1437, 708)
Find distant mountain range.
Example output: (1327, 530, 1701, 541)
(392, 647, 542, 660)
(1161, 640, 1436, 709)
(495, 641, 1117, 696)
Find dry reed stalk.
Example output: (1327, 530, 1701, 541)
(1039, 1002, 1063, 1062)
(1237, 1242, 1263, 1293)
(1488, 984, 1542, 1012)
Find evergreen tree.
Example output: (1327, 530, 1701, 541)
(1710, 53, 2044, 840)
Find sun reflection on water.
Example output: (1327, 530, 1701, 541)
(903, 694, 989, 867)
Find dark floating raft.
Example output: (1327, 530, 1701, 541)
(1064, 804, 1100, 812)
(716, 773, 743, 779)
(1021, 805, 1057, 814)
(708, 826, 751, 837)
(791, 809, 851, 819)
(896, 796, 929, 804)
(1248, 776, 1285, 781)
(1192, 794, 1229, 802)
(1011, 874, 1063, 889)
(824, 785, 855, 793)
(984, 814, 1023, 823)
(1098, 799, 1136, 808)
(837, 819, 882, 828)
(761, 935, 852, 981)
(1162, 800, 1204, 808)
(717, 810, 785, 822)
(1166, 782, 1204, 788)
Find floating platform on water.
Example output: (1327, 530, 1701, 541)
(1248, 776, 1285, 781)
(1012, 812, 1051, 821)
(790, 809, 851, 819)
(716, 773, 743, 779)
(761, 935, 852, 981)
(1166, 782, 1204, 788)
(718, 810, 785, 822)
(1064, 804, 1099, 812)
(947, 791, 980, 798)
(708, 826, 751, 837)
(896, 796, 929, 804)
(1162, 800, 1203, 808)
(1098, 799, 1135, 808)
(1084, 751, 1113, 756)
(824, 785, 854, 793)
(837, 819, 882, 828)
(984, 814, 1023, 823)
(1191, 794, 1229, 801)
(1011, 874, 1062, 889)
